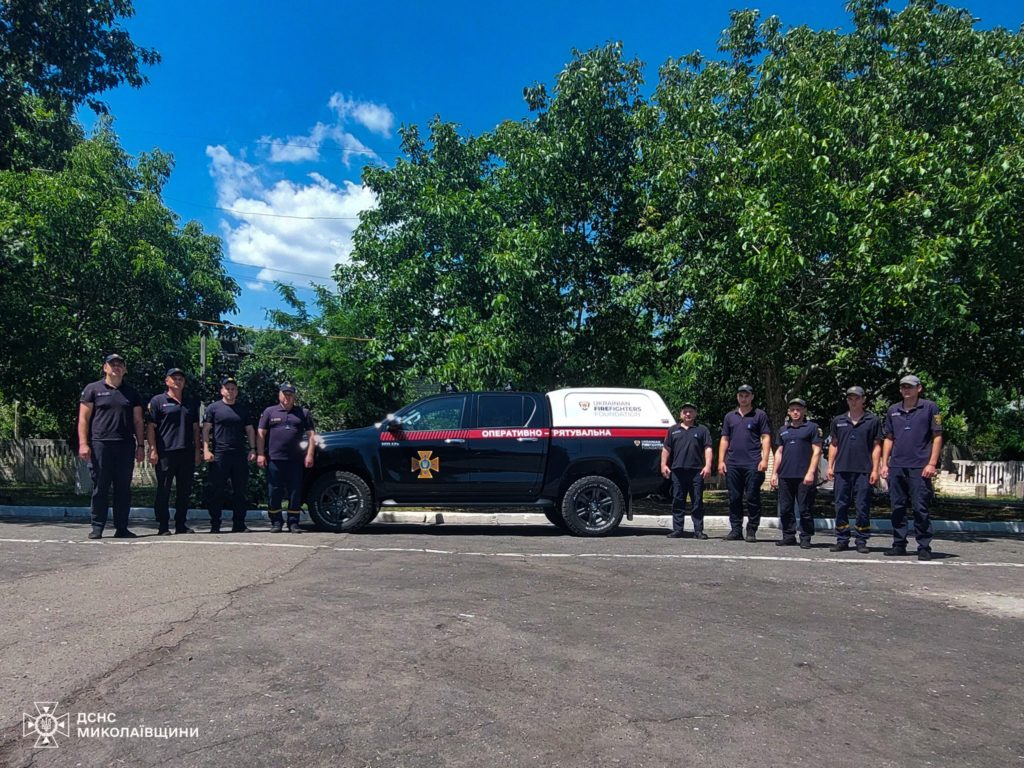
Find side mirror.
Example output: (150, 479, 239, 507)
(386, 415, 403, 432)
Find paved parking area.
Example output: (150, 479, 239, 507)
(1, 518, 1022, 767)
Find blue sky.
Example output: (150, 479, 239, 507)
(81, 0, 1023, 330)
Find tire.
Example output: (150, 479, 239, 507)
(559, 475, 625, 537)
(307, 471, 377, 533)
(543, 508, 568, 531)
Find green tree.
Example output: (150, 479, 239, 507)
(0, 0, 159, 169)
(632, 0, 1024, 426)
(341, 43, 654, 393)
(0, 122, 238, 435)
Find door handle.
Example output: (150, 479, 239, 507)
(444, 438, 466, 444)
(516, 437, 538, 442)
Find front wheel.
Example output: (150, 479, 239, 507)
(307, 471, 377, 532)
(560, 475, 625, 536)
(543, 508, 568, 531)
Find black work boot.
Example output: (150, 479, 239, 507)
(830, 541, 850, 552)
(269, 512, 284, 533)
(286, 513, 302, 533)
(855, 540, 869, 554)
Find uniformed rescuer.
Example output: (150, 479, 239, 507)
(146, 368, 202, 535)
(770, 398, 823, 549)
(660, 403, 713, 539)
(880, 374, 943, 561)
(203, 376, 257, 533)
(257, 384, 316, 533)
(826, 386, 882, 554)
(77, 353, 146, 539)
(718, 384, 772, 542)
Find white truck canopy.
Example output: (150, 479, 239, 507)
(546, 388, 674, 428)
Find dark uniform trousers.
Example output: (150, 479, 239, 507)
(833, 471, 872, 544)
(154, 449, 194, 530)
(268, 459, 304, 511)
(90, 439, 135, 533)
(888, 467, 933, 551)
(208, 451, 249, 527)
(726, 466, 764, 534)
(777, 478, 816, 542)
(670, 468, 705, 534)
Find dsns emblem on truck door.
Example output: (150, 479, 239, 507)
(412, 451, 440, 479)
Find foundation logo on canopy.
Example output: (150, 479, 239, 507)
(23, 702, 70, 748)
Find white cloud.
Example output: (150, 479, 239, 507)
(206, 145, 378, 290)
(261, 120, 381, 168)
(328, 93, 395, 137)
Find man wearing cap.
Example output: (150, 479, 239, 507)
(257, 384, 316, 533)
(203, 377, 257, 533)
(826, 387, 882, 553)
(881, 375, 943, 560)
(770, 398, 823, 549)
(718, 385, 773, 542)
(661, 403, 713, 539)
(78, 354, 146, 539)
(146, 368, 202, 535)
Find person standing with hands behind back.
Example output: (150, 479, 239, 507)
(203, 376, 257, 533)
(660, 403, 713, 539)
(718, 385, 772, 542)
(770, 398, 823, 549)
(826, 386, 882, 554)
(77, 353, 146, 539)
(147, 368, 202, 535)
(257, 384, 316, 533)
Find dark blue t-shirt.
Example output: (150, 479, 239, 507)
(204, 400, 252, 454)
(775, 421, 823, 478)
(883, 399, 942, 468)
(147, 393, 200, 453)
(80, 380, 142, 442)
(721, 409, 772, 469)
(829, 412, 882, 474)
(258, 405, 315, 461)
(662, 424, 712, 470)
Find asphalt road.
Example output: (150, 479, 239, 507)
(1, 518, 1023, 768)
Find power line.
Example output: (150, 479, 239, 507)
(187, 317, 373, 343)
(161, 194, 369, 221)
(226, 260, 336, 282)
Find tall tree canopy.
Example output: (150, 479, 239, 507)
(0, 124, 238, 433)
(0, 0, 159, 170)
(333, 0, 1023, 436)
(634, 0, 1024, 425)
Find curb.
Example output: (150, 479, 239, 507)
(0, 506, 1022, 535)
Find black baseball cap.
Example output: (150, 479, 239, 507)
(165, 367, 186, 378)
(788, 398, 807, 407)
(221, 376, 238, 386)
(680, 402, 697, 410)
(846, 386, 865, 397)
(104, 353, 125, 364)
(279, 383, 297, 394)
(737, 384, 753, 393)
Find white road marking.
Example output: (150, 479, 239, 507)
(0, 536, 1022, 568)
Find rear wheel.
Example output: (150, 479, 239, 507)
(307, 471, 376, 532)
(560, 475, 625, 536)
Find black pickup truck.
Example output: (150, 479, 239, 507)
(304, 388, 674, 536)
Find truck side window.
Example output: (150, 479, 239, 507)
(402, 396, 466, 431)
(478, 395, 534, 428)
